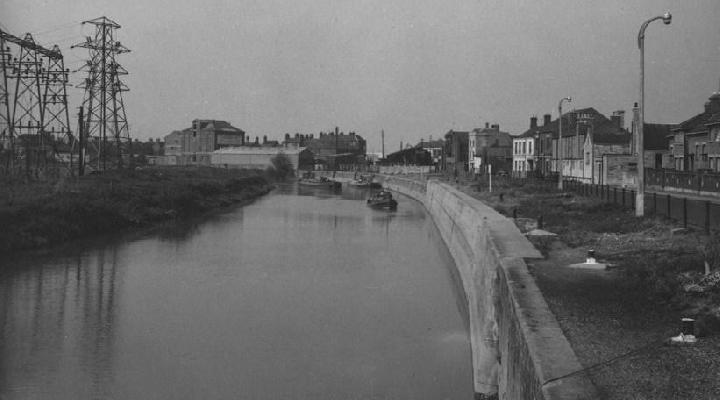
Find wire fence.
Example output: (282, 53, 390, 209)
(561, 179, 720, 234)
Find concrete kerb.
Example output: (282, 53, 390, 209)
(379, 174, 599, 399)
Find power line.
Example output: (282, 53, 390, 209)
(30, 21, 80, 37)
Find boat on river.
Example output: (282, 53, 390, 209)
(298, 172, 342, 189)
(349, 174, 381, 189)
(367, 190, 398, 210)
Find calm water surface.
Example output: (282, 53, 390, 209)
(0, 184, 471, 399)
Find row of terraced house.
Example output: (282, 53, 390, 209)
(510, 90, 720, 188)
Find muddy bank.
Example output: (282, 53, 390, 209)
(0, 167, 273, 254)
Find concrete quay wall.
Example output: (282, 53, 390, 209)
(378, 175, 599, 400)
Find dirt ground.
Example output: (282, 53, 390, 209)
(449, 175, 720, 399)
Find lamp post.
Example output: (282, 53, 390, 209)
(637, 11, 671, 216)
(558, 96, 572, 190)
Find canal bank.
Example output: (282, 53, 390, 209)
(0, 167, 273, 254)
(374, 173, 599, 399)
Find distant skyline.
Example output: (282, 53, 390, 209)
(2, 0, 719, 153)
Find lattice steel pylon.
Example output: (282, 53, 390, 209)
(11, 33, 44, 173)
(0, 29, 71, 177)
(0, 35, 12, 165)
(41, 44, 73, 163)
(72, 16, 131, 171)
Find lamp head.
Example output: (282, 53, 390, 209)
(662, 11, 672, 25)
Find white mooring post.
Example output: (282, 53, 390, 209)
(489, 164, 492, 193)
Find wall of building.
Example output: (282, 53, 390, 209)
(375, 176, 598, 399)
(602, 155, 638, 187)
(210, 150, 307, 172)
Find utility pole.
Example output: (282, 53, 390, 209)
(381, 129, 385, 159)
(558, 96, 572, 190)
(78, 106, 84, 176)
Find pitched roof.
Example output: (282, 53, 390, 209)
(444, 130, 468, 137)
(592, 119, 631, 145)
(518, 107, 630, 144)
(416, 139, 444, 149)
(675, 112, 714, 134)
(674, 93, 720, 133)
(643, 123, 674, 150)
(471, 128, 512, 147)
(705, 113, 720, 126)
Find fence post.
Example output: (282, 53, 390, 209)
(621, 188, 625, 207)
(683, 197, 688, 228)
(698, 172, 702, 194)
(630, 190, 635, 210)
(661, 168, 666, 189)
(706, 201, 711, 234)
(613, 187, 617, 204)
(653, 192, 657, 215)
(667, 194, 671, 218)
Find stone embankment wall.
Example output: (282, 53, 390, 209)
(378, 175, 599, 400)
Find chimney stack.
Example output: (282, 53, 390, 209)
(543, 114, 552, 126)
(530, 116, 538, 129)
(611, 110, 625, 129)
(707, 92, 720, 114)
(491, 124, 499, 130)
(485, 122, 489, 129)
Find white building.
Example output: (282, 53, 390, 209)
(512, 132, 535, 176)
(210, 147, 313, 173)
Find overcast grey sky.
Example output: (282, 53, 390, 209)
(2, 0, 719, 152)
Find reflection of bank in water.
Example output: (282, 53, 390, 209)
(0, 246, 121, 399)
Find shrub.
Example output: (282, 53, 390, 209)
(268, 153, 294, 180)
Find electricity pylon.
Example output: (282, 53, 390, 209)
(72, 16, 131, 171)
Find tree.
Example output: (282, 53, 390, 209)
(269, 153, 294, 179)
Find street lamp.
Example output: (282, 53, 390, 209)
(636, 11, 671, 216)
(558, 96, 572, 190)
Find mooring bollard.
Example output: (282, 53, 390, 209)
(681, 318, 695, 336)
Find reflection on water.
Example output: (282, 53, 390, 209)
(0, 247, 122, 399)
(0, 186, 471, 400)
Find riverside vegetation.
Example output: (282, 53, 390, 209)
(0, 166, 275, 254)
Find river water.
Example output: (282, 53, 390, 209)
(0, 184, 471, 400)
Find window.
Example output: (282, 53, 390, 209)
(522, 142, 527, 154)
(529, 141, 533, 155)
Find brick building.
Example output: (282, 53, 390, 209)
(442, 130, 469, 172)
(304, 127, 366, 169)
(517, 108, 633, 183)
(469, 123, 512, 173)
(164, 119, 245, 165)
(669, 91, 720, 171)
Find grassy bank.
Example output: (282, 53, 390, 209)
(0, 167, 273, 254)
(450, 175, 720, 399)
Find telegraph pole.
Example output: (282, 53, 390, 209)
(77, 106, 84, 176)
(381, 129, 385, 159)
